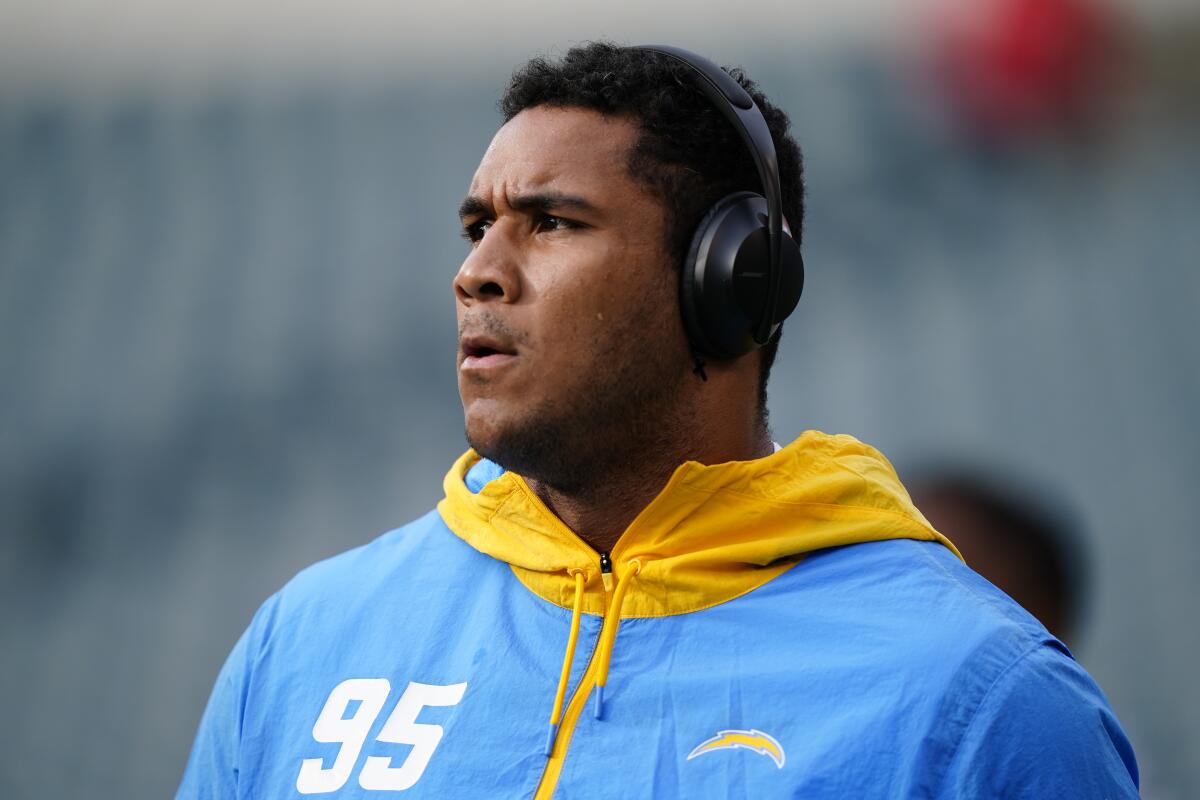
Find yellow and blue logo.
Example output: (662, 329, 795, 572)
(686, 728, 785, 769)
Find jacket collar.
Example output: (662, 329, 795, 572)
(438, 430, 960, 617)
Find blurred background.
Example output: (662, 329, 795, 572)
(1, 0, 1197, 796)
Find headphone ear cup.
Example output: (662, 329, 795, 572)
(680, 198, 736, 358)
(770, 231, 804, 327)
(681, 192, 802, 359)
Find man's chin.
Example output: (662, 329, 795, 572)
(463, 405, 515, 454)
(465, 412, 572, 483)
(464, 415, 521, 464)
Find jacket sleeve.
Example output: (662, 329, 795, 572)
(175, 626, 252, 800)
(940, 643, 1140, 798)
(176, 588, 285, 800)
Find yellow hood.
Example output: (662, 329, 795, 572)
(437, 430, 960, 618)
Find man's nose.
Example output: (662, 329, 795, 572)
(454, 230, 521, 304)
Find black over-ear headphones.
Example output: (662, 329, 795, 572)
(634, 45, 804, 360)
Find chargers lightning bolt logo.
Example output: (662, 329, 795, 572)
(686, 728, 786, 769)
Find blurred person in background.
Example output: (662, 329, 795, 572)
(924, 0, 1126, 145)
(909, 467, 1087, 647)
(176, 42, 1140, 799)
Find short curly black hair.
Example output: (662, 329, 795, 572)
(500, 41, 805, 415)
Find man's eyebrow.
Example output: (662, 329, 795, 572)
(458, 196, 491, 221)
(509, 192, 599, 215)
(457, 191, 599, 222)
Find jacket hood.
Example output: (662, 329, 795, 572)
(438, 430, 960, 618)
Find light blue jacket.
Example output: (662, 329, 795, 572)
(178, 433, 1139, 798)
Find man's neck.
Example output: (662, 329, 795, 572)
(524, 423, 773, 555)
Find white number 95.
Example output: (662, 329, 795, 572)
(295, 678, 468, 794)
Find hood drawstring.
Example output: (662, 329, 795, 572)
(545, 569, 586, 756)
(593, 559, 641, 720)
(543, 559, 643, 756)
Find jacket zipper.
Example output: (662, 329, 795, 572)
(533, 551, 613, 800)
(598, 550, 613, 592)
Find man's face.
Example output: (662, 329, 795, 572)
(454, 106, 694, 487)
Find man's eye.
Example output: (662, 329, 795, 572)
(461, 220, 492, 243)
(536, 214, 577, 233)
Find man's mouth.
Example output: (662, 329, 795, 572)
(460, 335, 518, 371)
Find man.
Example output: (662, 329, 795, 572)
(178, 43, 1139, 798)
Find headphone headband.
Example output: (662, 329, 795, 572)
(633, 44, 785, 345)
